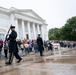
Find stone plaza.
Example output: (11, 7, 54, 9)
(0, 47, 76, 75)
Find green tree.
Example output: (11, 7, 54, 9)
(61, 16, 76, 41)
(48, 28, 61, 40)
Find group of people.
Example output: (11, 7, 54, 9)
(17, 39, 38, 55)
(1, 26, 45, 65)
(0, 31, 54, 65)
(59, 41, 76, 48)
(16, 39, 53, 55)
(1, 25, 76, 65)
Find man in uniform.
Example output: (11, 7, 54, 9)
(37, 34, 44, 56)
(5, 26, 22, 65)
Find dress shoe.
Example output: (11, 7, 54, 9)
(17, 59, 22, 63)
(5, 62, 11, 65)
(40, 55, 44, 56)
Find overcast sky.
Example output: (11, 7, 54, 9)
(0, 0, 76, 30)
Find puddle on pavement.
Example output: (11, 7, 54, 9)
(44, 56, 76, 64)
(0, 68, 51, 75)
(0, 56, 76, 75)
(32, 55, 76, 64)
(0, 68, 20, 75)
(53, 57, 76, 64)
(0, 65, 17, 74)
(19, 69, 50, 75)
(0, 53, 76, 75)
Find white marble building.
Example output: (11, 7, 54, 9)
(0, 7, 48, 41)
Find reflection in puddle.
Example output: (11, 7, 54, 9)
(32, 55, 76, 64)
(1, 68, 50, 75)
(50, 56, 76, 64)
(33, 56, 76, 64)
(1, 69, 20, 75)
(19, 69, 49, 75)
(0, 55, 76, 75)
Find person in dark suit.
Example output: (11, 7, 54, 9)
(37, 34, 44, 56)
(5, 26, 22, 65)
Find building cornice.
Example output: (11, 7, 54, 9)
(0, 6, 9, 15)
(14, 10, 44, 22)
(18, 9, 44, 21)
(9, 10, 45, 22)
(0, 6, 47, 25)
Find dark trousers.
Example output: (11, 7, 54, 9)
(9, 52, 22, 63)
(39, 50, 43, 56)
(4, 50, 8, 58)
(0, 50, 2, 58)
(38, 45, 43, 56)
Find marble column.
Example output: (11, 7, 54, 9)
(33, 23, 36, 40)
(27, 21, 31, 40)
(41, 25, 44, 40)
(10, 13, 15, 25)
(37, 24, 40, 34)
(45, 26, 48, 40)
(22, 20, 26, 39)
(15, 19, 19, 39)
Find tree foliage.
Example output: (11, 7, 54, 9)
(61, 16, 76, 41)
(48, 16, 76, 41)
(48, 28, 61, 40)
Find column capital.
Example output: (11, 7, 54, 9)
(27, 20, 30, 23)
(32, 22, 35, 24)
(22, 19, 24, 22)
(37, 23, 41, 25)
(37, 23, 39, 25)
(14, 17, 18, 20)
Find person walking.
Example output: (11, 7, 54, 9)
(0, 39, 3, 58)
(37, 34, 44, 56)
(5, 26, 22, 65)
(4, 41, 9, 58)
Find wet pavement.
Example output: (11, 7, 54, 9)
(0, 49, 76, 75)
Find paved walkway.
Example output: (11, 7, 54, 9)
(0, 49, 76, 75)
